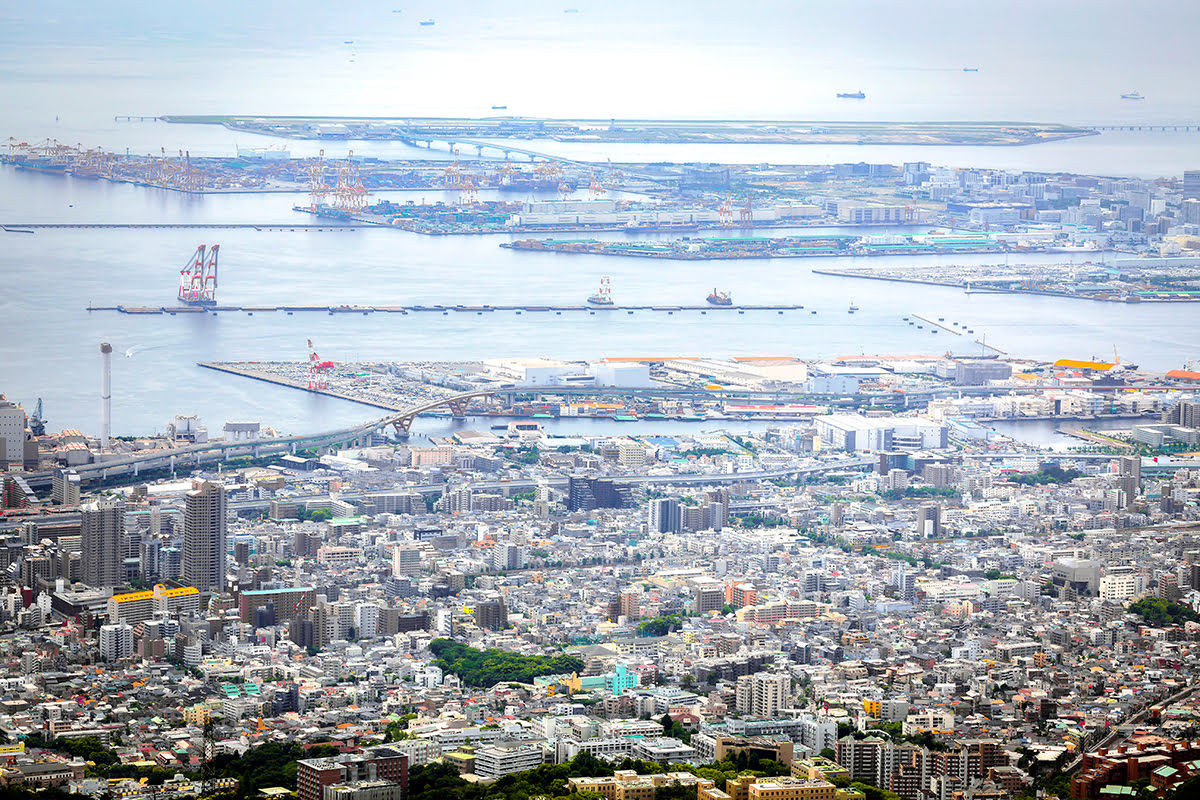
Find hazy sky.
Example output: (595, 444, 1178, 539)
(3, 0, 1199, 124)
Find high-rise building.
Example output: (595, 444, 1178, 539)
(916, 503, 941, 537)
(648, 498, 682, 533)
(691, 578, 726, 614)
(99, 623, 134, 661)
(492, 542, 524, 571)
(735, 671, 792, 718)
(0, 398, 26, 469)
(1184, 169, 1200, 201)
(1117, 456, 1141, 509)
(52, 469, 81, 506)
(81, 497, 125, 589)
(618, 588, 642, 620)
(183, 480, 227, 593)
(392, 546, 421, 577)
(567, 476, 632, 512)
(474, 599, 508, 630)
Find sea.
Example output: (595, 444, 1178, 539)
(2, 0, 1199, 440)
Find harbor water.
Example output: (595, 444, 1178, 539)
(2, 0, 1199, 437)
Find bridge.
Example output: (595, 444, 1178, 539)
(394, 132, 594, 167)
(391, 132, 668, 182)
(1089, 124, 1200, 132)
(379, 390, 496, 436)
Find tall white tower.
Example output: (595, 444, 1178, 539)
(100, 342, 112, 450)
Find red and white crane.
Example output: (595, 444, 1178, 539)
(307, 339, 334, 390)
(177, 244, 218, 305)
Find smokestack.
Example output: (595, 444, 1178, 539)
(100, 342, 112, 451)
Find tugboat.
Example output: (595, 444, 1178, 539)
(706, 288, 732, 306)
(588, 276, 615, 306)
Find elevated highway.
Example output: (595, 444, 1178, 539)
(18, 390, 500, 490)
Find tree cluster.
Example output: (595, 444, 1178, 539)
(1008, 465, 1083, 485)
(637, 615, 684, 637)
(430, 639, 583, 687)
(1128, 597, 1200, 626)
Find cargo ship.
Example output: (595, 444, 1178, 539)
(587, 276, 614, 306)
(837, 91, 866, 99)
(706, 288, 732, 306)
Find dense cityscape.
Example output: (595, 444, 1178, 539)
(4, 3, 1200, 800)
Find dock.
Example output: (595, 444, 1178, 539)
(90, 304, 812, 316)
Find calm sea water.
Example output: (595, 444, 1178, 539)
(2, 0, 1199, 438)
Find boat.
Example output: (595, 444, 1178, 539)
(962, 67, 979, 72)
(491, 105, 508, 110)
(837, 91, 866, 99)
(848, 301, 859, 313)
(419, 19, 435, 26)
(1121, 90, 1144, 100)
(587, 276, 614, 306)
(706, 288, 732, 306)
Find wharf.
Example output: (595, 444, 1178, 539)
(197, 362, 411, 411)
(91, 304, 811, 315)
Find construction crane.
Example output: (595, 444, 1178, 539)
(29, 399, 46, 437)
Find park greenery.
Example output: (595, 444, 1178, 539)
(497, 446, 540, 465)
(1008, 464, 1083, 485)
(1128, 597, 1200, 626)
(638, 615, 685, 637)
(430, 639, 583, 687)
(731, 513, 786, 529)
(881, 486, 962, 500)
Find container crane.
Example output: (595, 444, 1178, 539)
(306, 149, 328, 211)
(588, 168, 606, 199)
(739, 197, 754, 226)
